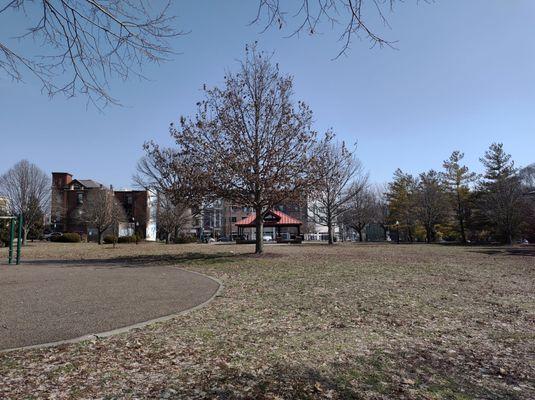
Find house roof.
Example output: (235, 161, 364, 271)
(74, 179, 103, 189)
(235, 209, 303, 227)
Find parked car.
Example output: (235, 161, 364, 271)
(263, 235, 273, 241)
(218, 236, 232, 242)
(45, 232, 63, 241)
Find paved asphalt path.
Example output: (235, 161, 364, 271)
(0, 263, 220, 350)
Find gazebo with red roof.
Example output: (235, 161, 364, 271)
(235, 209, 303, 242)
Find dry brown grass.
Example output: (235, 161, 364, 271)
(1, 242, 534, 399)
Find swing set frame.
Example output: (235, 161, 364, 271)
(1, 214, 23, 265)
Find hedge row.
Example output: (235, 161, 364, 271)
(51, 233, 81, 243)
(103, 235, 140, 244)
(174, 235, 198, 244)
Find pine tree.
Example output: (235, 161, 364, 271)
(416, 170, 449, 243)
(386, 169, 418, 242)
(478, 143, 523, 244)
(443, 151, 478, 243)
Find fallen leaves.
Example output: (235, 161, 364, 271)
(1, 243, 534, 399)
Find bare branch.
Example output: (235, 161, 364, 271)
(0, 0, 184, 108)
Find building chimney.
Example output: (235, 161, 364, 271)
(52, 172, 73, 189)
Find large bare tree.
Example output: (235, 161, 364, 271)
(309, 139, 367, 244)
(171, 44, 327, 254)
(0, 160, 50, 244)
(1, 0, 182, 106)
(77, 188, 125, 244)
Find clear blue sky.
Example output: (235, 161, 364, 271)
(1, 0, 534, 188)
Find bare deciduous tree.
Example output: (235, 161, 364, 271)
(134, 150, 204, 243)
(341, 185, 375, 242)
(172, 44, 327, 254)
(309, 139, 367, 244)
(0, 159, 50, 244)
(78, 188, 125, 244)
(253, 0, 411, 57)
(155, 194, 192, 244)
(371, 184, 389, 240)
(1, 0, 182, 107)
(519, 163, 535, 191)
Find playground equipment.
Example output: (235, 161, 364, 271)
(1, 214, 23, 265)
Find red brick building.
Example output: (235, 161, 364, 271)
(51, 172, 155, 240)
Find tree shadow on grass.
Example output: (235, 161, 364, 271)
(23, 252, 242, 268)
(149, 348, 525, 400)
(469, 246, 535, 257)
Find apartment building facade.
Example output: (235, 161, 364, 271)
(51, 172, 156, 240)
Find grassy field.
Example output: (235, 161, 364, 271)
(0, 242, 534, 399)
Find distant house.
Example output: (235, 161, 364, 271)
(51, 172, 156, 241)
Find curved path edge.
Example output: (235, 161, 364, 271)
(1, 268, 224, 353)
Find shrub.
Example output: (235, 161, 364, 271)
(103, 235, 117, 244)
(117, 235, 139, 243)
(52, 232, 81, 243)
(174, 234, 198, 244)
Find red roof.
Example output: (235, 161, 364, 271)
(236, 209, 303, 227)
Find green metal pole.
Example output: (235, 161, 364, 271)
(8, 217, 15, 264)
(16, 214, 23, 265)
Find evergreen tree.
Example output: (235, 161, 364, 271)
(442, 151, 478, 243)
(386, 169, 418, 242)
(478, 143, 523, 244)
(416, 170, 449, 243)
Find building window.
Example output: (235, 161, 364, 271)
(77, 193, 84, 205)
(127, 194, 133, 205)
(231, 217, 237, 223)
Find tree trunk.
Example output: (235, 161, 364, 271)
(457, 191, 467, 244)
(98, 231, 102, 245)
(327, 221, 333, 245)
(358, 227, 363, 242)
(166, 232, 171, 244)
(255, 208, 263, 254)
(458, 214, 467, 244)
(22, 227, 28, 246)
(381, 225, 388, 241)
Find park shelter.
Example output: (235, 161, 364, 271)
(235, 209, 303, 240)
